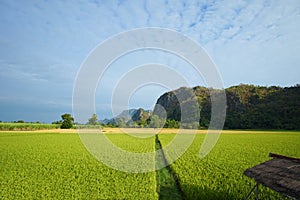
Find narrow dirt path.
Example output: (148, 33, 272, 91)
(155, 134, 184, 200)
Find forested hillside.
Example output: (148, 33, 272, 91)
(154, 84, 300, 130)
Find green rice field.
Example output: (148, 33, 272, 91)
(0, 130, 299, 199)
(0, 123, 60, 131)
(159, 132, 300, 199)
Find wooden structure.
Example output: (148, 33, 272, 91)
(244, 153, 300, 200)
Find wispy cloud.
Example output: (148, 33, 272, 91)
(0, 0, 299, 121)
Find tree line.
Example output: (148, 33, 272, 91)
(53, 84, 300, 130)
(155, 84, 300, 130)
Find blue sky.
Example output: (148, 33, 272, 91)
(0, 0, 299, 123)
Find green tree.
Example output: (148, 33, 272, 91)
(52, 120, 62, 125)
(164, 119, 179, 128)
(148, 115, 165, 128)
(118, 118, 126, 128)
(88, 113, 98, 125)
(60, 113, 74, 129)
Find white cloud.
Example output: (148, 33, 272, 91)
(0, 0, 299, 120)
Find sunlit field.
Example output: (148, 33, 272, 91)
(159, 132, 300, 199)
(0, 129, 299, 199)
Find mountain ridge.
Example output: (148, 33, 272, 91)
(154, 84, 300, 129)
(102, 108, 151, 127)
(102, 84, 300, 130)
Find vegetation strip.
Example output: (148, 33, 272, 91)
(0, 133, 157, 199)
(155, 134, 184, 200)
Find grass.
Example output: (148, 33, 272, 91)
(0, 129, 299, 199)
(155, 134, 182, 200)
(0, 123, 60, 131)
(0, 132, 157, 199)
(158, 131, 300, 199)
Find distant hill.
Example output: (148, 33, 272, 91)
(103, 108, 151, 127)
(154, 84, 300, 130)
(101, 84, 300, 130)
